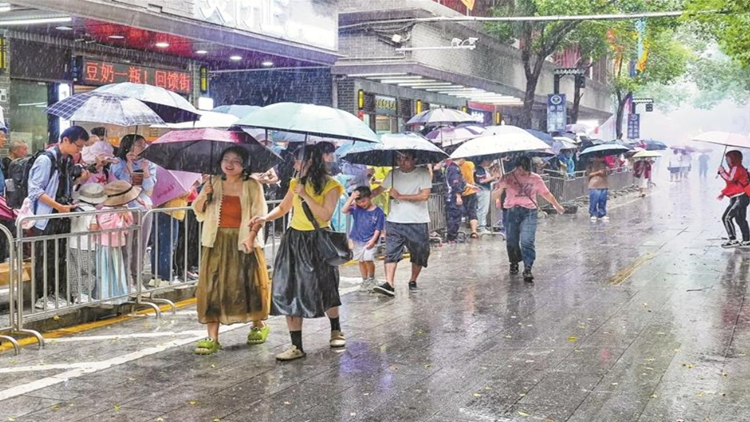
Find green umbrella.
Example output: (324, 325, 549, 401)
(236, 102, 380, 144)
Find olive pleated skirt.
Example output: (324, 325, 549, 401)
(196, 228, 270, 325)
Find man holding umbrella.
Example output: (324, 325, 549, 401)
(371, 151, 432, 296)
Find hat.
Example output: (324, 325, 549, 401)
(103, 180, 142, 207)
(73, 183, 107, 205)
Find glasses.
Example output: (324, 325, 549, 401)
(73, 142, 85, 150)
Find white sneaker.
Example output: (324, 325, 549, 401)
(34, 296, 66, 310)
(600, 216, 610, 222)
(171, 277, 183, 285)
(590, 216, 598, 222)
(77, 293, 91, 303)
(739, 241, 750, 249)
(148, 278, 171, 288)
(722, 240, 741, 249)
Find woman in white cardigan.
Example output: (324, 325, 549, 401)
(191, 147, 270, 355)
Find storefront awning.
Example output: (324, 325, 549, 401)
(333, 62, 524, 107)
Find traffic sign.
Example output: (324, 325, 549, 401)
(547, 94, 567, 133)
(627, 113, 640, 139)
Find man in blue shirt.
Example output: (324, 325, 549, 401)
(28, 126, 91, 309)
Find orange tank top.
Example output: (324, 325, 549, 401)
(219, 196, 241, 228)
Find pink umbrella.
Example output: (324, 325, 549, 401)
(152, 167, 201, 207)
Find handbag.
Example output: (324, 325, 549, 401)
(300, 199, 352, 266)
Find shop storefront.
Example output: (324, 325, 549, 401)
(358, 93, 413, 134)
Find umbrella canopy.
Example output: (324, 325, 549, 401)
(692, 131, 750, 149)
(341, 133, 448, 166)
(578, 144, 630, 157)
(141, 128, 281, 175)
(154, 110, 239, 129)
(450, 126, 549, 160)
(151, 168, 202, 207)
(525, 129, 555, 146)
(670, 145, 697, 153)
(93, 82, 200, 123)
(406, 108, 481, 126)
(552, 137, 578, 151)
(641, 139, 668, 150)
(236, 102, 380, 143)
(424, 125, 485, 147)
(633, 150, 662, 159)
(46, 92, 165, 126)
(212, 105, 261, 118)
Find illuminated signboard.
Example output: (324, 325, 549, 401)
(78, 59, 192, 94)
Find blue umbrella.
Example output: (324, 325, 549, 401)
(212, 104, 261, 118)
(578, 144, 630, 157)
(525, 129, 555, 146)
(342, 133, 448, 166)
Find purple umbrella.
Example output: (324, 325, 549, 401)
(424, 125, 485, 147)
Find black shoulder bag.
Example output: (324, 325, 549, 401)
(300, 198, 352, 267)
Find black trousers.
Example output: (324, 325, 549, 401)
(31, 218, 71, 300)
(723, 195, 750, 241)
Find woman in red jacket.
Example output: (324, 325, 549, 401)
(718, 150, 750, 248)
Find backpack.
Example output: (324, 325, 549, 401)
(5, 150, 58, 209)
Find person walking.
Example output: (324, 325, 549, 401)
(192, 147, 271, 355)
(495, 156, 565, 282)
(634, 159, 653, 198)
(587, 155, 610, 221)
(699, 152, 710, 178)
(370, 151, 432, 296)
(342, 186, 385, 292)
(444, 158, 466, 242)
(250, 144, 345, 361)
(457, 158, 480, 238)
(475, 158, 498, 234)
(718, 150, 750, 249)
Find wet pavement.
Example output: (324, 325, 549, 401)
(2, 176, 750, 422)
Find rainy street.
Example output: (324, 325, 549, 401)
(2, 178, 748, 422)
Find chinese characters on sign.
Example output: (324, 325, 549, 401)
(547, 94, 567, 133)
(80, 59, 192, 94)
(375, 96, 397, 116)
(627, 114, 640, 139)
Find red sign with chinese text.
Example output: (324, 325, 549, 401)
(80, 59, 192, 94)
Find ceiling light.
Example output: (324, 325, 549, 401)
(261, 60, 274, 67)
(229, 55, 242, 61)
(108, 35, 125, 39)
(0, 4, 11, 13)
(155, 41, 170, 48)
(195, 50, 208, 55)
(55, 25, 73, 31)
(349, 73, 407, 78)
(0, 16, 72, 25)
(401, 82, 452, 87)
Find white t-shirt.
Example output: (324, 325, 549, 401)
(381, 167, 432, 224)
(69, 203, 97, 250)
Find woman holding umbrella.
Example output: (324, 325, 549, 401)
(191, 146, 271, 354)
(495, 156, 565, 282)
(250, 144, 346, 361)
(718, 150, 750, 249)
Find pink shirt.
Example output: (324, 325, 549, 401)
(501, 171, 550, 210)
(95, 208, 132, 247)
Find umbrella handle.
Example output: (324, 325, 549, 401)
(203, 176, 214, 212)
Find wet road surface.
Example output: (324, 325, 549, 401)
(1, 177, 749, 422)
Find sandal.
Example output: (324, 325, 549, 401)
(276, 345, 306, 361)
(194, 338, 222, 355)
(247, 325, 270, 345)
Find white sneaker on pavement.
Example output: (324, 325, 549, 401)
(600, 216, 610, 222)
(722, 240, 741, 249)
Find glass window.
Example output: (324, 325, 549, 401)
(9, 80, 50, 152)
(375, 115, 396, 134)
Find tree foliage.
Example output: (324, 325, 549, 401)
(686, 0, 750, 67)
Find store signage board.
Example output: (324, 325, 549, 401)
(546, 94, 566, 133)
(79, 59, 192, 94)
(194, 0, 338, 51)
(627, 113, 640, 139)
(375, 95, 397, 116)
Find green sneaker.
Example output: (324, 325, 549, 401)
(194, 338, 222, 355)
(247, 325, 270, 345)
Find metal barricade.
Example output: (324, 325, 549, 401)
(0, 224, 23, 354)
(427, 193, 446, 243)
(14, 209, 165, 333)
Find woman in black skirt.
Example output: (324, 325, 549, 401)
(250, 144, 345, 361)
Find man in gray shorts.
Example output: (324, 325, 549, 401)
(371, 151, 432, 296)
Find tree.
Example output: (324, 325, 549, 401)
(686, 0, 750, 67)
(564, 20, 611, 122)
(485, 0, 614, 129)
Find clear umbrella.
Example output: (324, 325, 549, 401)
(94, 82, 200, 123)
(450, 126, 549, 160)
(341, 133, 448, 166)
(46, 92, 165, 126)
(406, 108, 481, 127)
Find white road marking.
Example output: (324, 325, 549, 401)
(49, 330, 205, 343)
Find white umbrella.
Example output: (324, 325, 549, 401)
(692, 131, 750, 149)
(450, 126, 549, 159)
(633, 150, 661, 159)
(153, 110, 239, 129)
